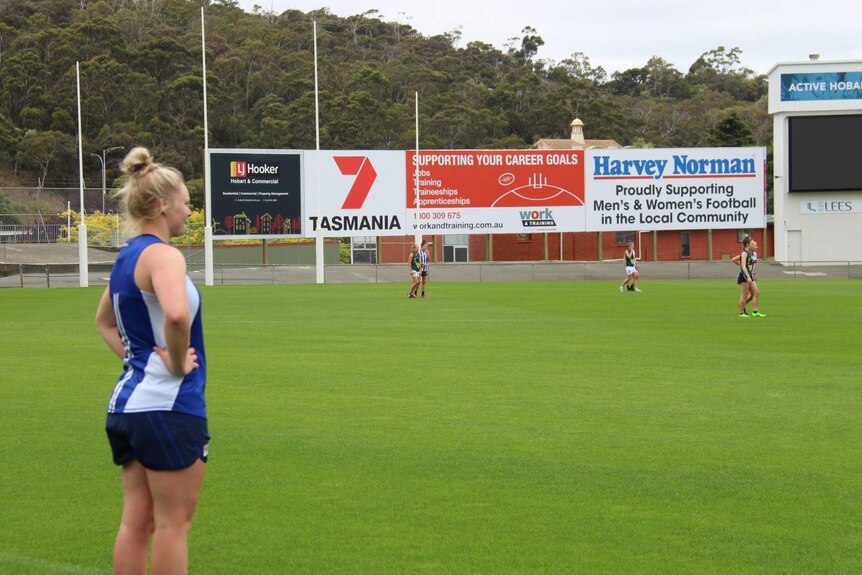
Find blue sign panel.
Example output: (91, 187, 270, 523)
(780, 72, 862, 101)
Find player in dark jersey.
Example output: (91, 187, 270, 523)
(733, 236, 766, 318)
(95, 147, 208, 574)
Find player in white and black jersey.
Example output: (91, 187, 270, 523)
(419, 240, 430, 298)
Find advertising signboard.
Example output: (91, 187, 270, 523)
(406, 150, 585, 235)
(209, 149, 303, 239)
(304, 151, 407, 237)
(584, 148, 766, 231)
(209, 147, 768, 240)
(780, 72, 862, 102)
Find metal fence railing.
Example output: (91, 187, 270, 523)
(0, 223, 122, 246)
(3, 260, 861, 288)
(0, 224, 67, 243)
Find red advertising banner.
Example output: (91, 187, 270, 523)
(405, 150, 585, 234)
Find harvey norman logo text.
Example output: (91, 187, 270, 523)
(229, 161, 280, 181)
(593, 155, 756, 180)
(520, 208, 556, 228)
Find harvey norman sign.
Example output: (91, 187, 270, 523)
(585, 148, 767, 232)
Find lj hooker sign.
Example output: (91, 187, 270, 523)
(584, 147, 767, 232)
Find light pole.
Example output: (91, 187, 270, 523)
(90, 146, 124, 213)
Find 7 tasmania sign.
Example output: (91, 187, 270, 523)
(303, 151, 407, 237)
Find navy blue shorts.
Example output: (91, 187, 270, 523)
(737, 273, 756, 285)
(106, 411, 209, 471)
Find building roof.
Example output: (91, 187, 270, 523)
(533, 138, 622, 150)
(533, 118, 622, 150)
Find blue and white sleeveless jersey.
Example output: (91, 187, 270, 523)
(107, 234, 206, 417)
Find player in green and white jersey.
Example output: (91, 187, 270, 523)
(619, 241, 641, 292)
(407, 244, 422, 299)
(734, 237, 766, 318)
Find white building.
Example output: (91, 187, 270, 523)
(769, 57, 862, 264)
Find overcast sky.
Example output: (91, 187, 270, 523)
(237, 0, 860, 76)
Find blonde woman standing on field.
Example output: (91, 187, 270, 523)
(95, 147, 208, 574)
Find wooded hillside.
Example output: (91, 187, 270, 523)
(0, 0, 770, 208)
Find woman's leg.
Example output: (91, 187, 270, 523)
(738, 283, 750, 314)
(620, 273, 630, 290)
(749, 281, 760, 310)
(114, 460, 154, 575)
(146, 459, 206, 575)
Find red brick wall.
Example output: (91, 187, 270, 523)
(492, 234, 545, 261)
(656, 231, 705, 260)
(492, 232, 613, 261)
(377, 226, 773, 263)
(380, 236, 415, 264)
(712, 231, 742, 261)
(653, 229, 773, 262)
(469, 235, 488, 261)
(573, 232, 599, 260)
(712, 229, 772, 260)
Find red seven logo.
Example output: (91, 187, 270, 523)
(334, 156, 377, 209)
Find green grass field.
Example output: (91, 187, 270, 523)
(1, 280, 861, 574)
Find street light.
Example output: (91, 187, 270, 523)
(90, 146, 124, 213)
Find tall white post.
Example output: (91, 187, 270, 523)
(314, 21, 324, 284)
(414, 92, 421, 245)
(76, 62, 88, 287)
(202, 7, 214, 286)
(101, 150, 106, 213)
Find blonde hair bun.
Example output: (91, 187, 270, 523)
(121, 147, 155, 177)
